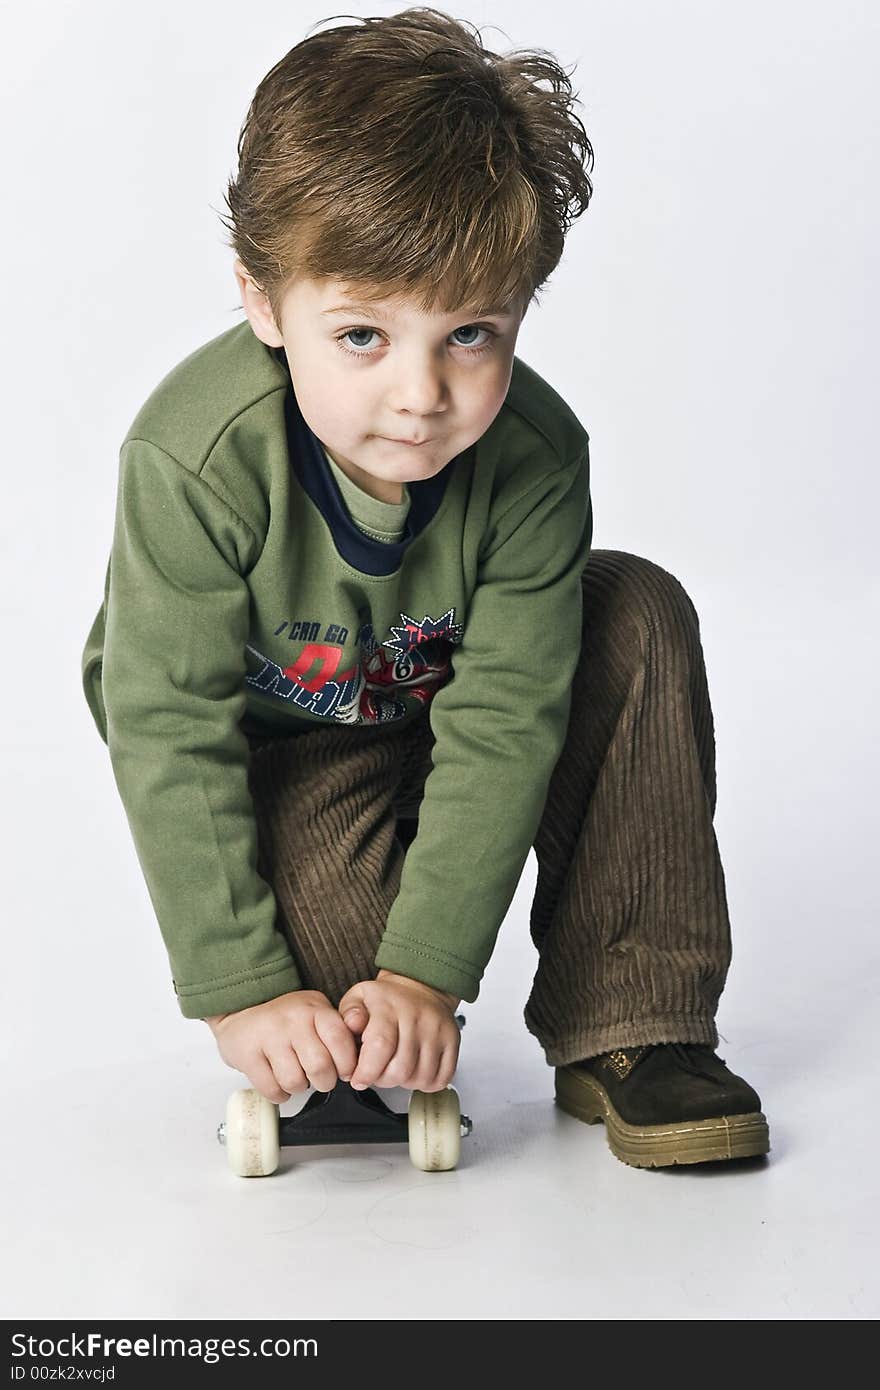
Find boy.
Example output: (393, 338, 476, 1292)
(81, 8, 769, 1167)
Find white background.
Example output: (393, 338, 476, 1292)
(1, 0, 877, 1320)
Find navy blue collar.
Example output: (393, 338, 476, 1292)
(273, 346, 460, 577)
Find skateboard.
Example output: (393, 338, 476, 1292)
(218, 1013, 473, 1176)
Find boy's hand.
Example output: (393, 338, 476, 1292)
(203, 990, 359, 1103)
(336, 968, 461, 1093)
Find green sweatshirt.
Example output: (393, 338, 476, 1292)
(81, 321, 592, 1017)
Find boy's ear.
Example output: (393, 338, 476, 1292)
(233, 258, 284, 347)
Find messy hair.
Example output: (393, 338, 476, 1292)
(216, 7, 594, 326)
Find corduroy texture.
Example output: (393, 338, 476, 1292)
(246, 714, 434, 1010)
(246, 549, 732, 1063)
(524, 549, 730, 1062)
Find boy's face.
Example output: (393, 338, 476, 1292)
(235, 261, 527, 505)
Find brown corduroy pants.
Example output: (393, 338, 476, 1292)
(245, 550, 732, 1065)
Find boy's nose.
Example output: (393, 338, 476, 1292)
(386, 373, 448, 417)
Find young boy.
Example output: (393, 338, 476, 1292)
(80, 8, 769, 1168)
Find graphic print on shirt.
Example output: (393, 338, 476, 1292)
(245, 609, 464, 724)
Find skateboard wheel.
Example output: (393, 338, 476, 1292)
(407, 1086, 462, 1171)
(225, 1088, 280, 1177)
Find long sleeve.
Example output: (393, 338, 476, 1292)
(100, 438, 303, 1018)
(374, 442, 593, 1001)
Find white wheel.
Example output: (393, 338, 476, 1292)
(225, 1088, 280, 1177)
(407, 1086, 462, 1171)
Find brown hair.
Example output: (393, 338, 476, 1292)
(216, 7, 594, 327)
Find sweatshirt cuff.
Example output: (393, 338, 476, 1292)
(174, 956, 304, 1020)
(374, 934, 481, 1004)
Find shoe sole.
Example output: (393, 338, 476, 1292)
(555, 1066, 770, 1169)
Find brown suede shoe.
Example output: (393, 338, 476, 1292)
(555, 1042, 770, 1168)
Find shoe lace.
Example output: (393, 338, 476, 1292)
(662, 1041, 725, 1083)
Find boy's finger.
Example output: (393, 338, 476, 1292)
(412, 1038, 445, 1092)
(337, 986, 369, 1042)
(249, 1049, 291, 1105)
(437, 1039, 459, 1090)
(350, 1015, 398, 1089)
(373, 1020, 420, 1089)
(313, 1009, 360, 1081)
(295, 1035, 340, 1093)
(416, 1036, 458, 1093)
(337, 984, 366, 1018)
(341, 1003, 368, 1035)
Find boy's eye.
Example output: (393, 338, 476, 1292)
(343, 327, 380, 351)
(335, 324, 497, 359)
